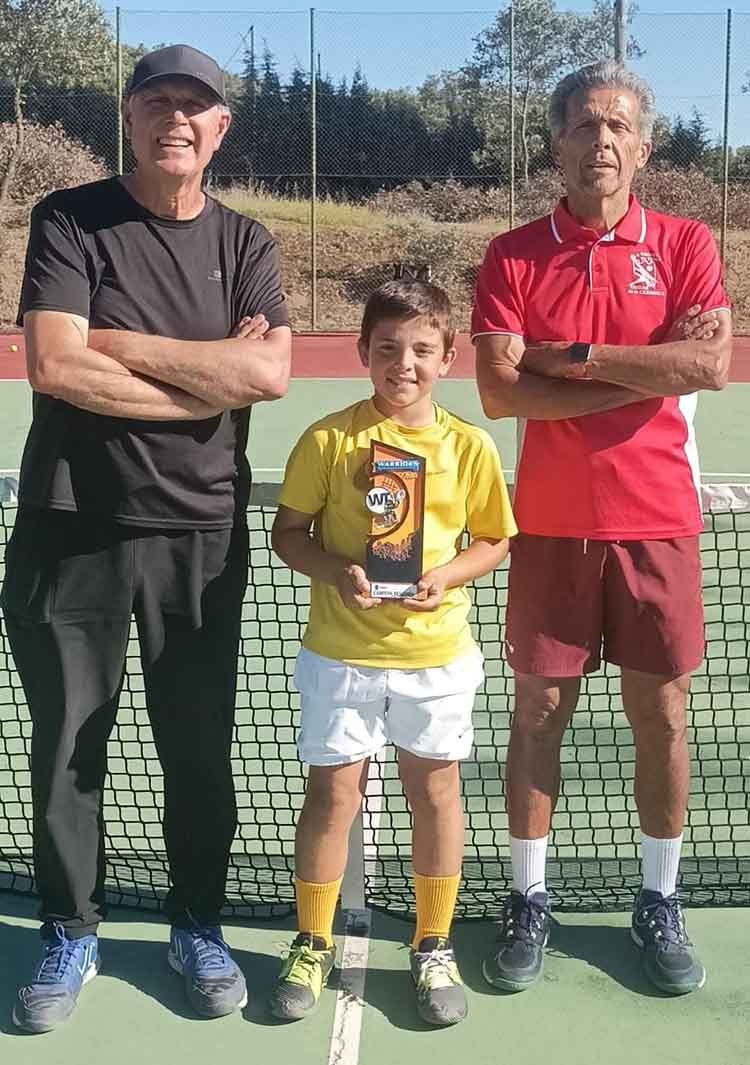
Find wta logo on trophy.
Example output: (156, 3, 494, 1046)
(365, 442, 425, 598)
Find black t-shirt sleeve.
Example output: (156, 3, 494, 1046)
(233, 226, 289, 330)
(17, 196, 91, 326)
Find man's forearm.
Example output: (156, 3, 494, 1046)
(521, 324, 732, 396)
(582, 335, 731, 394)
(478, 362, 645, 420)
(90, 327, 291, 409)
(33, 345, 222, 420)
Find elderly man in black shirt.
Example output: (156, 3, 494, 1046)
(2, 45, 291, 1033)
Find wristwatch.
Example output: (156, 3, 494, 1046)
(567, 342, 592, 364)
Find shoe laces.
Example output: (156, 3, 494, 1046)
(35, 924, 83, 985)
(500, 889, 549, 945)
(637, 893, 690, 948)
(280, 942, 327, 988)
(412, 939, 461, 991)
(185, 926, 231, 973)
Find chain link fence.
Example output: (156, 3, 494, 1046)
(2, 7, 750, 330)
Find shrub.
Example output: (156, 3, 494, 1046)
(372, 179, 508, 223)
(513, 169, 563, 222)
(0, 121, 108, 206)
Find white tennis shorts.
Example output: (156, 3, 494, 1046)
(293, 646, 484, 766)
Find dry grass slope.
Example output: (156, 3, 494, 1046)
(2, 182, 750, 333)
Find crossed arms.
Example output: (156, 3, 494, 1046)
(24, 309, 291, 421)
(476, 306, 732, 421)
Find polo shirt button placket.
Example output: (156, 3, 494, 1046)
(591, 245, 608, 291)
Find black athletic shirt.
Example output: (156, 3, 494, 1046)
(17, 176, 289, 528)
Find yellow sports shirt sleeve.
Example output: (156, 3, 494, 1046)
(278, 424, 335, 517)
(465, 433, 518, 541)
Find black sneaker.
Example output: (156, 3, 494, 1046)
(482, 890, 551, 992)
(268, 933, 336, 1021)
(410, 936, 468, 1027)
(631, 890, 706, 995)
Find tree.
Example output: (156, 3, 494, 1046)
(0, 0, 116, 207)
(569, 0, 644, 64)
(660, 109, 712, 169)
(469, 0, 572, 183)
(467, 0, 643, 183)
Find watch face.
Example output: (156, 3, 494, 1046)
(569, 342, 591, 363)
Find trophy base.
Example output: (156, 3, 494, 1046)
(370, 580, 418, 599)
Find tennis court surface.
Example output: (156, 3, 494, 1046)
(0, 334, 748, 1064)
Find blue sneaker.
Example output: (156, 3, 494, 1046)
(13, 923, 99, 1033)
(168, 924, 247, 1018)
(482, 890, 551, 992)
(631, 890, 706, 995)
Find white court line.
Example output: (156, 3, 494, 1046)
(701, 471, 750, 479)
(327, 908, 372, 1065)
(327, 750, 385, 1065)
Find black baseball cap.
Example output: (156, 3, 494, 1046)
(127, 45, 226, 104)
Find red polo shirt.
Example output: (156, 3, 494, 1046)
(471, 195, 730, 539)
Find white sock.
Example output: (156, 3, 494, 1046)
(640, 832, 683, 897)
(510, 835, 548, 896)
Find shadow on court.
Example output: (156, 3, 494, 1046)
(452, 919, 663, 999)
(0, 897, 309, 1033)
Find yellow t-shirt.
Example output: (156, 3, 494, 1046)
(278, 399, 517, 668)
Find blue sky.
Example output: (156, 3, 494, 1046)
(110, 2, 750, 145)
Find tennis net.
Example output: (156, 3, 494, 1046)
(0, 478, 748, 918)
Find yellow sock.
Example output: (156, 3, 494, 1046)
(295, 876, 342, 948)
(412, 872, 461, 949)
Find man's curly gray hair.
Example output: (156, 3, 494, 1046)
(548, 60, 656, 142)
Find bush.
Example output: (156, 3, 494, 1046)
(388, 220, 489, 282)
(0, 121, 108, 206)
(370, 166, 750, 232)
(635, 163, 750, 230)
(513, 169, 563, 222)
(372, 179, 508, 223)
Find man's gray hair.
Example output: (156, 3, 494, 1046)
(548, 60, 656, 142)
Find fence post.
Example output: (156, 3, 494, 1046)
(310, 7, 318, 331)
(116, 6, 123, 176)
(720, 8, 732, 268)
(509, 0, 515, 231)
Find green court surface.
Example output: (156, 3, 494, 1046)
(1, 376, 749, 1064)
(1, 377, 749, 481)
(0, 892, 747, 1065)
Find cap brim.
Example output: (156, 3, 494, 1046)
(127, 72, 225, 104)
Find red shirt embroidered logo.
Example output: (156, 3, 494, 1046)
(628, 252, 665, 296)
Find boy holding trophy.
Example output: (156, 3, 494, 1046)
(270, 280, 516, 1026)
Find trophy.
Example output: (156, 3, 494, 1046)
(365, 441, 425, 598)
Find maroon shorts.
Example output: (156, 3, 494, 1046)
(505, 534, 704, 678)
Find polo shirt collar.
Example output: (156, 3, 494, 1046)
(550, 194, 647, 245)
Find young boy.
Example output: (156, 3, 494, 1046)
(269, 280, 516, 1026)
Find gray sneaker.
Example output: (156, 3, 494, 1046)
(482, 890, 551, 992)
(410, 936, 468, 1026)
(631, 890, 706, 995)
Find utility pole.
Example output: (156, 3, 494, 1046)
(614, 0, 626, 62)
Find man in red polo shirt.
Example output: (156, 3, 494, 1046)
(473, 59, 732, 997)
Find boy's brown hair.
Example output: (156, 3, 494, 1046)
(360, 280, 456, 352)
